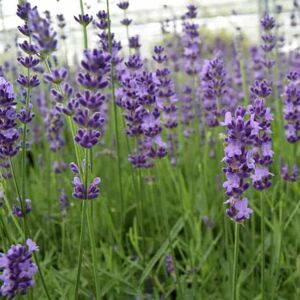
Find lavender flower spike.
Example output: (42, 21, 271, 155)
(0, 239, 39, 298)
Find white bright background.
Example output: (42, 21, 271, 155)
(0, 0, 296, 59)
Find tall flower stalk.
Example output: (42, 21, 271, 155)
(73, 1, 101, 299)
(106, 0, 125, 239)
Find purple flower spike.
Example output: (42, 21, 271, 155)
(17, 74, 40, 88)
(74, 14, 93, 26)
(128, 36, 141, 50)
(185, 4, 197, 19)
(12, 199, 32, 218)
(87, 177, 101, 199)
(17, 56, 40, 69)
(117, 1, 129, 10)
(70, 162, 80, 174)
(0, 77, 19, 157)
(232, 198, 253, 222)
(72, 176, 101, 200)
(283, 72, 300, 143)
(96, 10, 108, 30)
(16, 2, 32, 21)
(165, 255, 174, 274)
(121, 18, 132, 26)
(74, 128, 101, 149)
(0, 239, 38, 298)
(44, 68, 68, 84)
(261, 12, 276, 31)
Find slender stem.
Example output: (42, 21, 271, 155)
(33, 252, 52, 300)
(79, 0, 88, 49)
(86, 204, 101, 299)
(84, 148, 101, 299)
(106, 0, 125, 240)
(9, 158, 28, 238)
(137, 169, 146, 264)
(74, 201, 86, 300)
(261, 193, 265, 300)
(232, 222, 239, 300)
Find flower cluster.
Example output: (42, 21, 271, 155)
(28, 6, 58, 58)
(201, 56, 226, 127)
(72, 49, 110, 149)
(117, 54, 167, 168)
(0, 77, 19, 157)
(260, 12, 276, 70)
(283, 71, 300, 143)
(70, 161, 101, 200)
(222, 87, 273, 222)
(222, 108, 254, 222)
(0, 239, 38, 298)
(281, 163, 299, 182)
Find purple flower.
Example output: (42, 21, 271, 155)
(72, 176, 101, 200)
(185, 4, 197, 19)
(0, 239, 38, 298)
(0, 77, 19, 157)
(13, 199, 32, 218)
(283, 72, 300, 143)
(59, 189, 69, 216)
(74, 14, 93, 26)
(28, 7, 58, 57)
(128, 35, 141, 50)
(95, 10, 108, 30)
(222, 108, 255, 222)
(165, 255, 174, 274)
(72, 49, 110, 149)
(121, 18, 132, 26)
(117, 1, 129, 10)
(44, 68, 68, 84)
(232, 198, 253, 222)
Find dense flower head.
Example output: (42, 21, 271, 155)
(95, 10, 108, 30)
(44, 67, 68, 85)
(72, 49, 111, 149)
(182, 21, 200, 75)
(250, 79, 272, 99)
(0, 239, 38, 298)
(283, 71, 300, 143)
(59, 189, 69, 215)
(117, 54, 168, 167)
(45, 108, 65, 151)
(117, 1, 129, 10)
(261, 12, 276, 31)
(16, 2, 32, 21)
(72, 174, 101, 200)
(0, 77, 19, 157)
(185, 4, 197, 19)
(222, 107, 255, 222)
(128, 35, 141, 50)
(260, 12, 276, 71)
(201, 56, 227, 127)
(281, 163, 299, 182)
(74, 14, 93, 26)
(13, 199, 32, 218)
(28, 6, 58, 57)
(56, 14, 66, 29)
(121, 17, 132, 26)
(17, 56, 40, 69)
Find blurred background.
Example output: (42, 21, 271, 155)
(0, 0, 298, 59)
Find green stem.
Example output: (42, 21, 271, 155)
(79, 0, 88, 49)
(86, 203, 101, 299)
(106, 0, 125, 240)
(261, 194, 265, 300)
(232, 222, 239, 300)
(74, 201, 87, 299)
